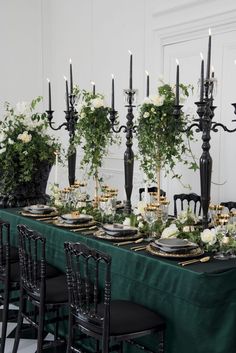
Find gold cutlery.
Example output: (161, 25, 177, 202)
(178, 256, 211, 266)
(133, 246, 147, 252)
(36, 216, 58, 221)
(71, 226, 98, 233)
(130, 244, 147, 251)
(114, 238, 144, 246)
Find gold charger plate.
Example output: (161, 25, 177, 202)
(94, 230, 142, 242)
(52, 219, 97, 228)
(20, 209, 58, 218)
(146, 243, 204, 259)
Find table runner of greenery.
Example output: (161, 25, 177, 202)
(1, 208, 236, 353)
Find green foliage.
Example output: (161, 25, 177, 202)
(136, 83, 198, 182)
(0, 97, 61, 195)
(74, 90, 118, 178)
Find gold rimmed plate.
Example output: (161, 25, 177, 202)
(146, 243, 204, 259)
(94, 230, 142, 242)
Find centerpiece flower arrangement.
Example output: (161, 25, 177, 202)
(160, 208, 236, 254)
(73, 89, 119, 203)
(0, 96, 61, 207)
(136, 82, 198, 202)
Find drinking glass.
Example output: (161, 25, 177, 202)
(209, 204, 224, 227)
(144, 204, 158, 240)
(99, 196, 110, 224)
(214, 214, 230, 260)
(160, 201, 170, 225)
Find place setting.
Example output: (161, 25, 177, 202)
(94, 223, 141, 242)
(20, 204, 58, 219)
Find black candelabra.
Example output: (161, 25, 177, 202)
(174, 30, 236, 229)
(46, 62, 78, 186)
(109, 88, 137, 214)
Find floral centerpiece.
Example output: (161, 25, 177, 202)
(0, 97, 60, 207)
(160, 208, 236, 255)
(74, 90, 118, 203)
(136, 82, 197, 202)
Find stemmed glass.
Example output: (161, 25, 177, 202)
(209, 204, 224, 227)
(160, 200, 170, 226)
(99, 196, 110, 224)
(214, 214, 230, 260)
(144, 204, 158, 240)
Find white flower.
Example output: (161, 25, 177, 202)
(200, 228, 217, 245)
(15, 101, 31, 117)
(0, 147, 6, 154)
(161, 224, 179, 238)
(23, 151, 28, 155)
(151, 107, 155, 113)
(143, 97, 152, 104)
(137, 201, 147, 216)
(0, 132, 6, 143)
(54, 199, 63, 207)
(178, 209, 198, 224)
(137, 215, 143, 222)
(138, 221, 144, 229)
(91, 97, 105, 109)
(149, 94, 164, 107)
(123, 217, 131, 226)
(8, 138, 14, 145)
(81, 112, 86, 119)
(222, 236, 230, 245)
(17, 131, 32, 143)
(143, 112, 150, 118)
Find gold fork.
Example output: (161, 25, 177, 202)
(113, 238, 144, 246)
(178, 256, 211, 266)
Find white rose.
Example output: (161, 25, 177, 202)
(0, 132, 6, 143)
(15, 101, 31, 117)
(222, 236, 230, 245)
(17, 131, 32, 143)
(143, 112, 150, 118)
(123, 217, 131, 226)
(161, 224, 179, 239)
(200, 229, 217, 245)
(0, 147, 6, 154)
(137, 215, 143, 222)
(151, 107, 155, 113)
(143, 97, 152, 104)
(8, 138, 14, 145)
(91, 97, 105, 109)
(54, 199, 63, 207)
(137, 201, 147, 216)
(149, 94, 164, 107)
(81, 112, 86, 118)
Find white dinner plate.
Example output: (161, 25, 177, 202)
(25, 205, 55, 214)
(61, 214, 93, 224)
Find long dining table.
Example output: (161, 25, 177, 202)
(1, 207, 236, 353)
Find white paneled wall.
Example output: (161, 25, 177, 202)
(2, 0, 236, 208)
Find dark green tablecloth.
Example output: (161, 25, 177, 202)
(1, 208, 236, 353)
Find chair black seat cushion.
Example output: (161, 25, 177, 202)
(9, 262, 62, 283)
(30, 274, 68, 304)
(98, 300, 165, 335)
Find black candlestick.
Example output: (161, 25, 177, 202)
(110, 88, 137, 214)
(47, 79, 52, 111)
(46, 78, 78, 186)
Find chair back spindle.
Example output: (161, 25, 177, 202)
(17, 224, 46, 299)
(64, 242, 111, 337)
(173, 193, 201, 217)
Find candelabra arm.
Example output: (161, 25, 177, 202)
(46, 110, 68, 131)
(111, 125, 128, 134)
(211, 122, 236, 133)
(177, 123, 201, 133)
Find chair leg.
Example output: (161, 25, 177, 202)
(66, 310, 73, 353)
(12, 289, 25, 353)
(0, 287, 9, 353)
(158, 330, 165, 353)
(96, 339, 100, 353)
(37, 301, 45, 353)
